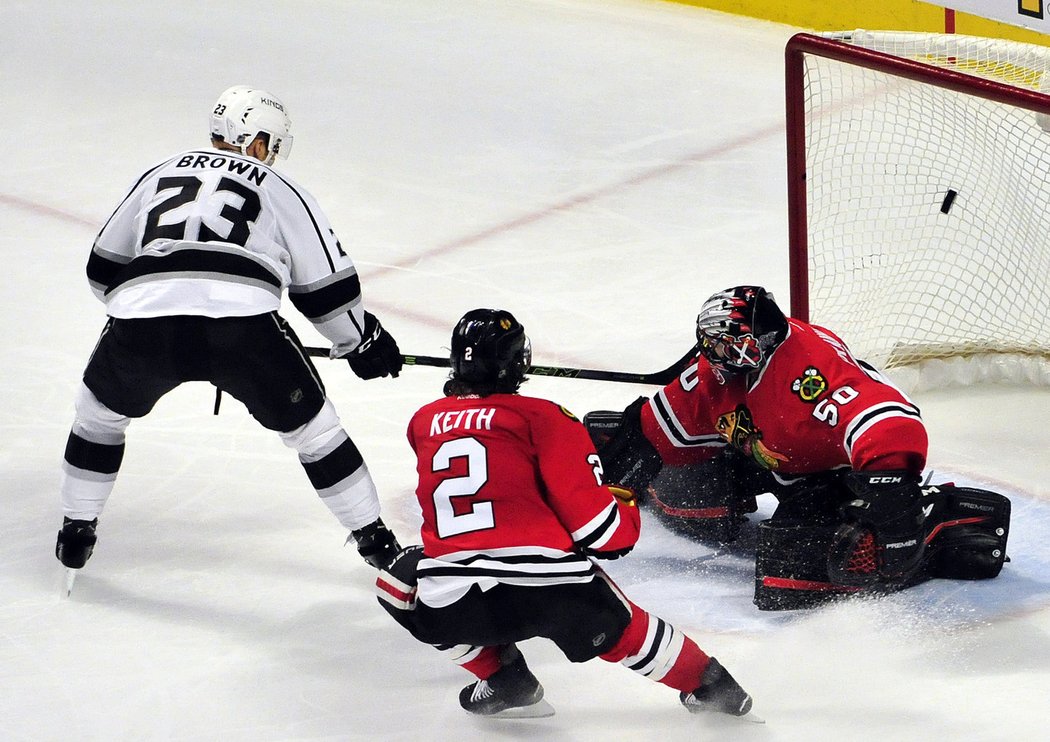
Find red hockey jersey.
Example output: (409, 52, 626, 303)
(407, 392, 641, 608)
(641, 319, 928, 479)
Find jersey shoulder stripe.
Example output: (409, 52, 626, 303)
(843, 401, 923, 455)
(650, 388, 724, 449)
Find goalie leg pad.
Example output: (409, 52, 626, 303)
(644, 461, 749, 544)
(754, 519, 862, 611)
(923, 486, 1010, 580)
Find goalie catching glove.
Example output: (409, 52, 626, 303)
(344, 312, 402, 380)
(828, 470, 927, 587)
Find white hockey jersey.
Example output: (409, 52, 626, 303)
(87, 148, 368, 355)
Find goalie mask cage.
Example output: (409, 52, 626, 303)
(786, 31, 1050, 390)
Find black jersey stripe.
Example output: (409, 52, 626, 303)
(104, 247, 282, 295)
(416, 563, 596, 580)
(844, 403, 922, 450)
(87, 249, 130, 292)
(572, 504, 619, 550)
(269, 169, 338, 272)
(435, 551, 587, 567)
(652, 391, 722, 448)
(288, 271, 362, 320)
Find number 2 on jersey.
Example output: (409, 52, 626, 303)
(431, 437, 495, 538)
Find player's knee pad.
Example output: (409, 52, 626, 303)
(73, 383, 132, 439)
(922, 485, 1010, 580)
(754, 519, 861, 611)
(278, 397, 343, 457)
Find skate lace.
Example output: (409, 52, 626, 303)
(470, 680, 495, 702)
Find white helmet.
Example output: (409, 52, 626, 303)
(209, 85, 293, 164)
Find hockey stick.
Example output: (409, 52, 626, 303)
(303, 344, 699, 386)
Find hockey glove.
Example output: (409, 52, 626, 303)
(608, 484, 638, 507)
(349, 518, 402, 570)
(345, 312, 402, 380)
(829, 470, 926, 586)
(585, 397, 663, 493)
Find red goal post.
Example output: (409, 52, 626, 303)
(785, 31, 1050, 390)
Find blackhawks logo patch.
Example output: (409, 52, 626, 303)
(559, 405, 579, 421)
(792, 367, 827, 403)
(715, 404, 788, 471)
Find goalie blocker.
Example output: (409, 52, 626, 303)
(756, 483, 1011, 610)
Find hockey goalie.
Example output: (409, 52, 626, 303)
(585, 286, 1011, 610)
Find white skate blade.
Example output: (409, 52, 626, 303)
(738, 709, 765, 724)
(62, 568, 78, 598)
(488, 698, 555, 719)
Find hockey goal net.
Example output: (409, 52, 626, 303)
(786, 31, 1050, 390)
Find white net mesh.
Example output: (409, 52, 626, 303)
(799, 31, 1050, 389)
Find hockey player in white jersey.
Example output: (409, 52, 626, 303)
(56, 85, 402, 574)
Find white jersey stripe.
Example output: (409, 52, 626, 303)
(649, 390, 725, 449)
(843, 402, 923, 458)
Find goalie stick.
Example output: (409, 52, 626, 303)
(302, 344, 700, 386)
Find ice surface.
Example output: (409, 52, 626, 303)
(3, 1, 1048, 740)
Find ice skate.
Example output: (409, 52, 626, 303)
(680, 657, 762, 722)
(55, 517, 98, 569)
(459, 645, 555, 718)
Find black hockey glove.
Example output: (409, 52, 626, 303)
(583, 397, 663, 493)
(349, 518, 402, 570)
(828, 470, 926, 586)
(345, 312, 402, 380)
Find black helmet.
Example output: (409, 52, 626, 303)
(448, 308, 531, 393)
(695, 286, 788, 373)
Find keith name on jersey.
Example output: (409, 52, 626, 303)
(430, 408, 495, 436)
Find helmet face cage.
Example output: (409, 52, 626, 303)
(698, 329, 765, 372)
(450, 309, 531, 391)
(210, 86, 293, 165)
(695, 286, 785, 373)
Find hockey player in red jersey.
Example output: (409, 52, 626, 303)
(55, 86, 403, 575)
(375, 308, 758, 720)
(586, 286, 1010, 609)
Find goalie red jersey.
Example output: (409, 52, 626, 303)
(407, 392, 641, 608)
(640, 319, 928, 478)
